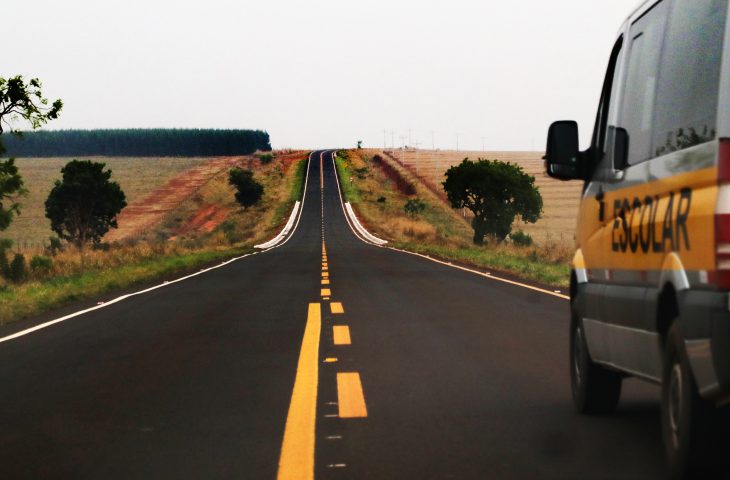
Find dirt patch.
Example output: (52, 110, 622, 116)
(170, 204, 230, 240)
(104, 157, 243, 243)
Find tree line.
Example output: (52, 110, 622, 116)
(2, 128, 271, 157)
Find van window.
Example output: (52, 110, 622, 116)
(620, 1, 669, 166)
(653, 0, 728, 157)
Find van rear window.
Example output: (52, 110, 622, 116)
(653, 0, 728, 157)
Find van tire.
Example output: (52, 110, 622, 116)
(661, 323, 717, 479)
(570, 313, 622, 414)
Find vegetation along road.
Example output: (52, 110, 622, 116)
(0, 151, 665, 478)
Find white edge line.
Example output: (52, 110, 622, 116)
(331, 150, 382, 246)
(329, 150, 569, 301)
(0, 151, 315, 344)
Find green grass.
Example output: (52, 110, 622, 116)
(0, 246, 252, 325)
(393, 241, 570, 288)
(334, 153, 361, 203)
(270, 157, 308, 228)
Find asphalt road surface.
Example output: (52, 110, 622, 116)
(0, 151, 665, 479)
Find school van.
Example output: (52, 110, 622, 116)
(544, 0, 730, 477)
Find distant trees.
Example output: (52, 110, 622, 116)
(2, 129, 271, 157)
(228, 168, 264, 209)
(45, 160, 127, 249)
(0, 76, 63, 232)
(443, 158, 542, 245)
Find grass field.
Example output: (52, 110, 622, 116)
(380, 149, 583, 244)
(3, 157, 209, 248)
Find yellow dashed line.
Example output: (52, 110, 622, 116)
(333, 325, 351, 345)
(337, 372, 368, 418)
(330, 302, 344, 314)
(321, 279, 330, 285)
(322, 272, 329, 278)
(321, 288, 331, 297)
(324, 357, 338, 363)
(277, 303, 322, 480)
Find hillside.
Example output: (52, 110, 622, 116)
(381, 149, 583, 244)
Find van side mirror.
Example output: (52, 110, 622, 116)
(612, 126, 629, 171)
(545, 121, 582, 180)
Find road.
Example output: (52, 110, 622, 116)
(0, 151, 664, 479)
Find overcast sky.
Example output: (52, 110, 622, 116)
(6, 0, 640, 151)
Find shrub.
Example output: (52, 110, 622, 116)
(0, 239, 12, 278)
(9, 253, 27, 283)
(229, 168, 264, 209)
(30, 255, 53, 275)
(46, 236, 63, 256)
(404, 198, 426, 217)
(511, 230, 533, 247)
(258, 153, 275, 164)
(219, 220, 241, 244)
(377, 196, 387, 203)
(0, 249, 9, 279)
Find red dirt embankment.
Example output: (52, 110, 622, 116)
(104, 157, 242, 243)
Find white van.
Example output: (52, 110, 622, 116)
(544, 1, 730, 478)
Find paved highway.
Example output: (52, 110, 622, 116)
(0, 151, 664, 479)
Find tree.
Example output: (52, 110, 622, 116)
(0, 159, 25, 231)
(0, 75, 63, 231)
(442, 158, 542, 245)
(0, 76, 63, 136)
(229, 168, 263, 209)
(45, 160, 127, 249)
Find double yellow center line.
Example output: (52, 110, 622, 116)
(277, 155, 367, 479)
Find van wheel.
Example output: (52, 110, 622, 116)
(570, 313, 622, 414)
(661, 324, 716, 479)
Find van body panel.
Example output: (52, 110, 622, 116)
(561, 0, 730, 401)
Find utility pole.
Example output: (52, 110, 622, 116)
(481, 136, 486, 151)
(431, 130, 435, 150)
(383, 129, 387, 150)
(390, 131, 395, 149)
(408, 129, 412, 148)
(456, 132, 460, 152)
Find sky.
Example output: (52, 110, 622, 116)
(6, 0, 641, 151)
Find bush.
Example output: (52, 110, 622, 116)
(46, 236, 63, 256)
(404, 198, 426, 217)
(258, 153, 275, 164)
(511, 230, 533, 247)
(30, 255, 53, 275)
(9, 253, 27, 283)
(229, 168, 264, 209)
(0, 239, 12, 278)
(377, 196, 387, 203)
(219, 220, 241, 244)
(0, 250, 9, 279)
